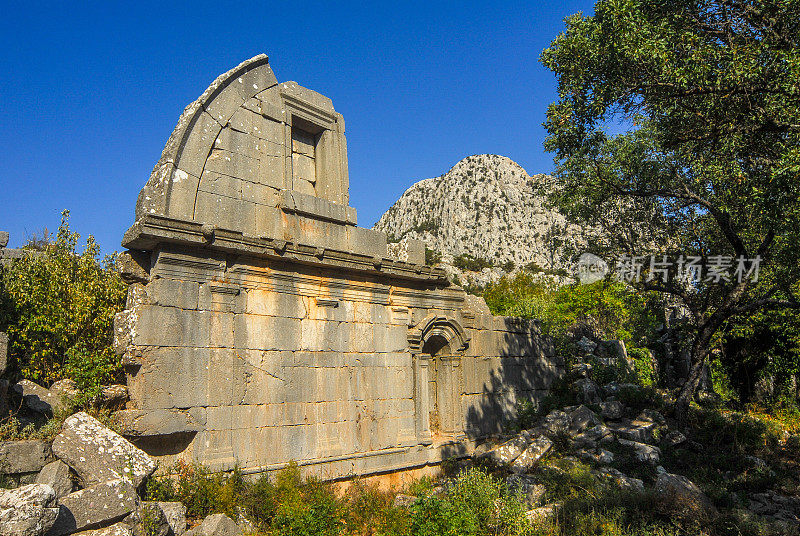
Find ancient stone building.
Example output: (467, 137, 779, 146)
(114, 55, 562, 480)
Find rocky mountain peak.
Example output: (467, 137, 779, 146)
(374, 154, 584, 285)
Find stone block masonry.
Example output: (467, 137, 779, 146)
(115, 54, 563, 480)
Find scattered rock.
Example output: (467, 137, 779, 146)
(540, 410, 571, 435)
(126, 501, 169, 536)
(98, 385, 129, 410)
(185, 513, 243, 536)
(662, 430, 687, 448)
(49, 379, 80, 413)
(609, 419, 659, 444)
(0, 483, 59, 536)
(35, 460, 73, 499)
(72, 523, 133, 536)
(618, 438, 661, 463)
(156, 502, 187, 536)
(50, 479, 140, 536)
(0, 440, 54, 474)
(52, 412, 157, 487)
(569, 405, 600, 434)
(13, 380, 54, 416)
(570, 363, 592, 378)
(572, 378, 602, 404)
(599, 400, 624, 420)
(576, 337, 598, 355)
(655, 472, 716, 519)
(748, 491, 800, 523)
(636, 409, 665, 425)
(509, 436, 552, 473)
(572, 425, 612, 448)
(525, 503, 559, 523)
(506, 474, 546, 507)
(480, 435, 529, 466)
(595, 467, 643, 492)
(393, 494, 417, 508)
(578, 448, 614, 464)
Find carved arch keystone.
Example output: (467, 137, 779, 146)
(408, 314, 470, 354)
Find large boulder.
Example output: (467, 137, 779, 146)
(185, 514, 243, 536)
(509, 436, 552, 473)
(0, 440, 53, 474)
(599, 400, 624, 420)
(35, 460, 73, 499)
(49, 479, 140, 536)
(655, 472, 716, 519)
(52, 412, 157, 487)
(0, 483, 59, 536)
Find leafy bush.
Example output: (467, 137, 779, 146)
(453, 253, 494, 272)
(409, 467, 529, 536)
(424, 247, 442, 266)
(0, 211, 126, 401)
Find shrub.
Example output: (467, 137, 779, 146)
(0, 211, 126, 402)
(453, 254, 494, 272)
(424, 247, 442, 266)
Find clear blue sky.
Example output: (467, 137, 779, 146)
(0, 1, 593, 254)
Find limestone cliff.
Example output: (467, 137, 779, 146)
(374, 154, 585, 286)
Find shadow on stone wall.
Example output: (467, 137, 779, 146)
(464, 325, 563, 440)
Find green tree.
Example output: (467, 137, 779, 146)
(0, 211, 126, 398)
(541, 0, 800, 422)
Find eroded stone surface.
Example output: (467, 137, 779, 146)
(35, 460, 73, 499)
(52, 412, 156, 487)
(510, 436, 552, 473)
(157, 501, 187, 536)
(0, 440, 53, 474)
(51, 479, 140, 536)
(0, 483, 59, 536)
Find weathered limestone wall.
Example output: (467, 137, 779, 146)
(115, 55, 562, 480)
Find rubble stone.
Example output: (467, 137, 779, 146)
(35, 460, 73, 499)
(0, 483, 59, 536)
(0, 440, 53, 474)
(185, 513, 243, 536)
(509, 436, 552, 473)
(51, 479, 140, 535)
(52, 412, 156, 487)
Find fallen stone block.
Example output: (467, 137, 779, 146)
(572, 378, 602, 404)
(599, 400, 624, 420)
(13, 380, 54, 416)
(0, 440, 53, 474)
(72, 522, 133, 536)
(506, 474, 546, 507)
(618, 438, 661, 463)
(0, 483, 59, 536)
(540, 410, 570, 435)
(185, 513, 243, 536)
(35, 460, 73, 499)
(156, 501, 187, 536)
(655, 472, 716, 518)
(49, 479, 140, 536)
(480, 435, 529, 466)
(0, 332, 8, 375)
(509, 436, 552, 473)
(662, 430, 687, 448)
(49, 379, 80, 414)
(98, 385, 129, 410)
(569, 405, 600, 433)
(52, 412, 157, 487)
(125, 501, 170, 536)
(525, 503, 559, 523)
(609, 419, 659, 444)
(595, 467, 644, 492)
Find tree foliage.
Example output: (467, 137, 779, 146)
(0, 211, 126, 396)
(541, 0, 800, 418)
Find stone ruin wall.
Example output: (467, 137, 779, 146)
(114, 55, 563, 480)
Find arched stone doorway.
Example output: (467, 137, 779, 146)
(408, 315, 469, 443)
